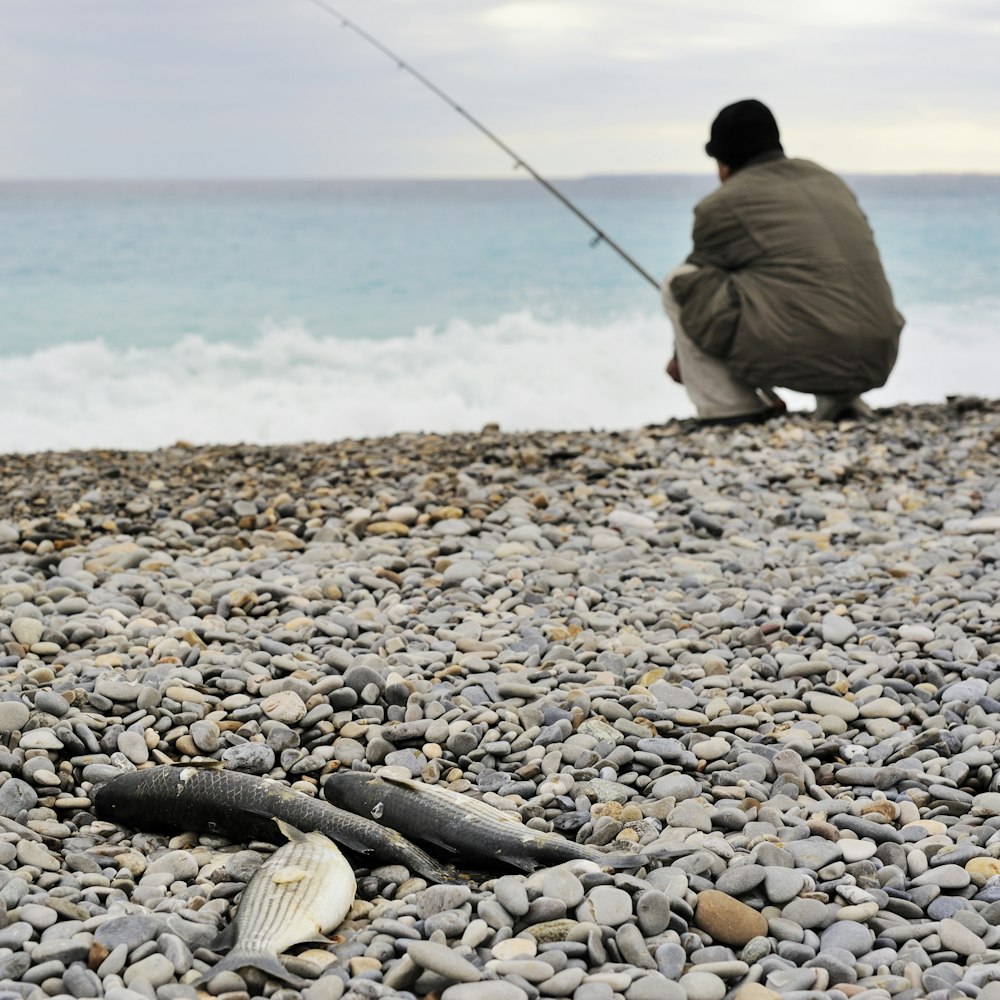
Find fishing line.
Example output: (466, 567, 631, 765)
(304, 0, 660, 290)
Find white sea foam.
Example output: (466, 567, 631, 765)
(4, 302, 997, 454)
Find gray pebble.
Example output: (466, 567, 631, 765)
(441, 982, 528, 1000)
(819, 920, 875, 957)
(577, 886, 632, 927)
(407, 940, 481, 982)
(677, 970, 726, 1000)
(221, 743, 276, 773)
(0, 778, 38, 818)
(636, 889, 671, 937)
(0, 702, 30, 733)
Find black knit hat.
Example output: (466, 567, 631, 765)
(705, 99, 783, 170)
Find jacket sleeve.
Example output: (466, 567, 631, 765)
(669, 197, 762, 358)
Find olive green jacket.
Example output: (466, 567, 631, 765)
(670, 156, 903, 393)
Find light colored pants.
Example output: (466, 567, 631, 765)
(661, 263, 770, 421)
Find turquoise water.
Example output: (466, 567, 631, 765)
(2, 175, 998, 451)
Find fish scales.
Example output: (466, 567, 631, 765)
(198, 821, 355, 986)
(92, 765, 464, 884)
(323, 770, 655, 871)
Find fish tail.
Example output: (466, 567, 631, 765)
(273, 817, 309, 843)
(643, 846, 693, 863)
(598, 852, 652, 870)
(195, 950, 308, 988)
(600, 845, 692, 869)
(415, 858, 470, 885)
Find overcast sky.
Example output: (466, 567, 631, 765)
(1, 0, 997, 179)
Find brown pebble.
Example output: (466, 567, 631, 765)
(366, 520, 410, 536)
(694, 889, 768, 947)
(526, 919, 579, 943)
(88, 941, 110, 971)
(860, 800, 897, 822)
(807, 818, 840, 841)
(733, 985, 781, 1000)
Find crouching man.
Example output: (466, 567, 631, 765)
(664, 99, 904, 424)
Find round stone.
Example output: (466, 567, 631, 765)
(539, 868, 584, 907)
(0, 777, 38, 818)
(221, 743, 276, 773)
(17, 728, 63, 750)
(678, 971, 726, 1000)
(442, 983, 528, 1000)
(716, 864, 767, 896)
(899, 624, 935, 643)
(939, 917, 986, 957)
(839, 839, 878, 863)
(117, 730, 150, 764)
(692, 737, 730, 762)
(968, 857, 1000, 882)
(636, 890, 672, 937)
(261, 690, 308, 724)
(491, 938, 536, 961)
(821, 613, 856, 645)
(577, 886, 633, 927)
(94, 915, 163, 951)
(804, 691, 859, 721)
(11, 617, 44, 646)
(859, 697, 905, 719)
(819, 920, 875, 957)
(406, 940, 481, 982)
(694, 890, 768, 946)
(0, 701, 30, 733)
(144, 850, 199, 880)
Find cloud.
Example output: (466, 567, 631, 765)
(482, 2, 602, 36)
(0, 0, 996, 177)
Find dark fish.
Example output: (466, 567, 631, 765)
(323, 770, 670, 872)
(92, 765, 464, 884)
(197, 819, 355, 988)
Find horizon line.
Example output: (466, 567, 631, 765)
(1, 169, 999, 185)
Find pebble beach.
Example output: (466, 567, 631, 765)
(1, 396, 999, 1000)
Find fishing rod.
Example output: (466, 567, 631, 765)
(304, 0, 660, 291)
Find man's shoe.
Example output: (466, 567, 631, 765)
(814, 394, 875, 421)
(700, 390, 787, 427)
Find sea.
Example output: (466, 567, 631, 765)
(2, 174, 998, 454)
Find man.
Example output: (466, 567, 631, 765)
(662, 99, 904, 423)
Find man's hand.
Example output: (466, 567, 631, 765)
(666, 355, 683, 384)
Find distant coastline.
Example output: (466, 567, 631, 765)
(2, 171, 1000, 188)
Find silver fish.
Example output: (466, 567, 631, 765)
(323, 770, 677, 872)
(198, 818, 356, 987)
(92, 763, 464, 884)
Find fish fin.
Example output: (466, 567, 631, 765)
(644, 846, 694, 861)
(270, 864, 309, 886)
(417, 860, 478, 885)
(370, 770, 409, 782)
(598, 852, 651, 871)
(490, 809, 526, 827)
(293, 934, 334, 946)
(369, 772, 415, 790)
(314, 802, 380, 856)
(210, 798, 326, 852)
(374, 772, 523, 825)
(417, 833, 460, 855)
(593, 845, 692, 871)
(195, 950, 308, 989)
(178, 761, 225, 781)
(273, 818, 308, 843)
(503, 854, 539, 872)
(209, 920, 239, 953)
